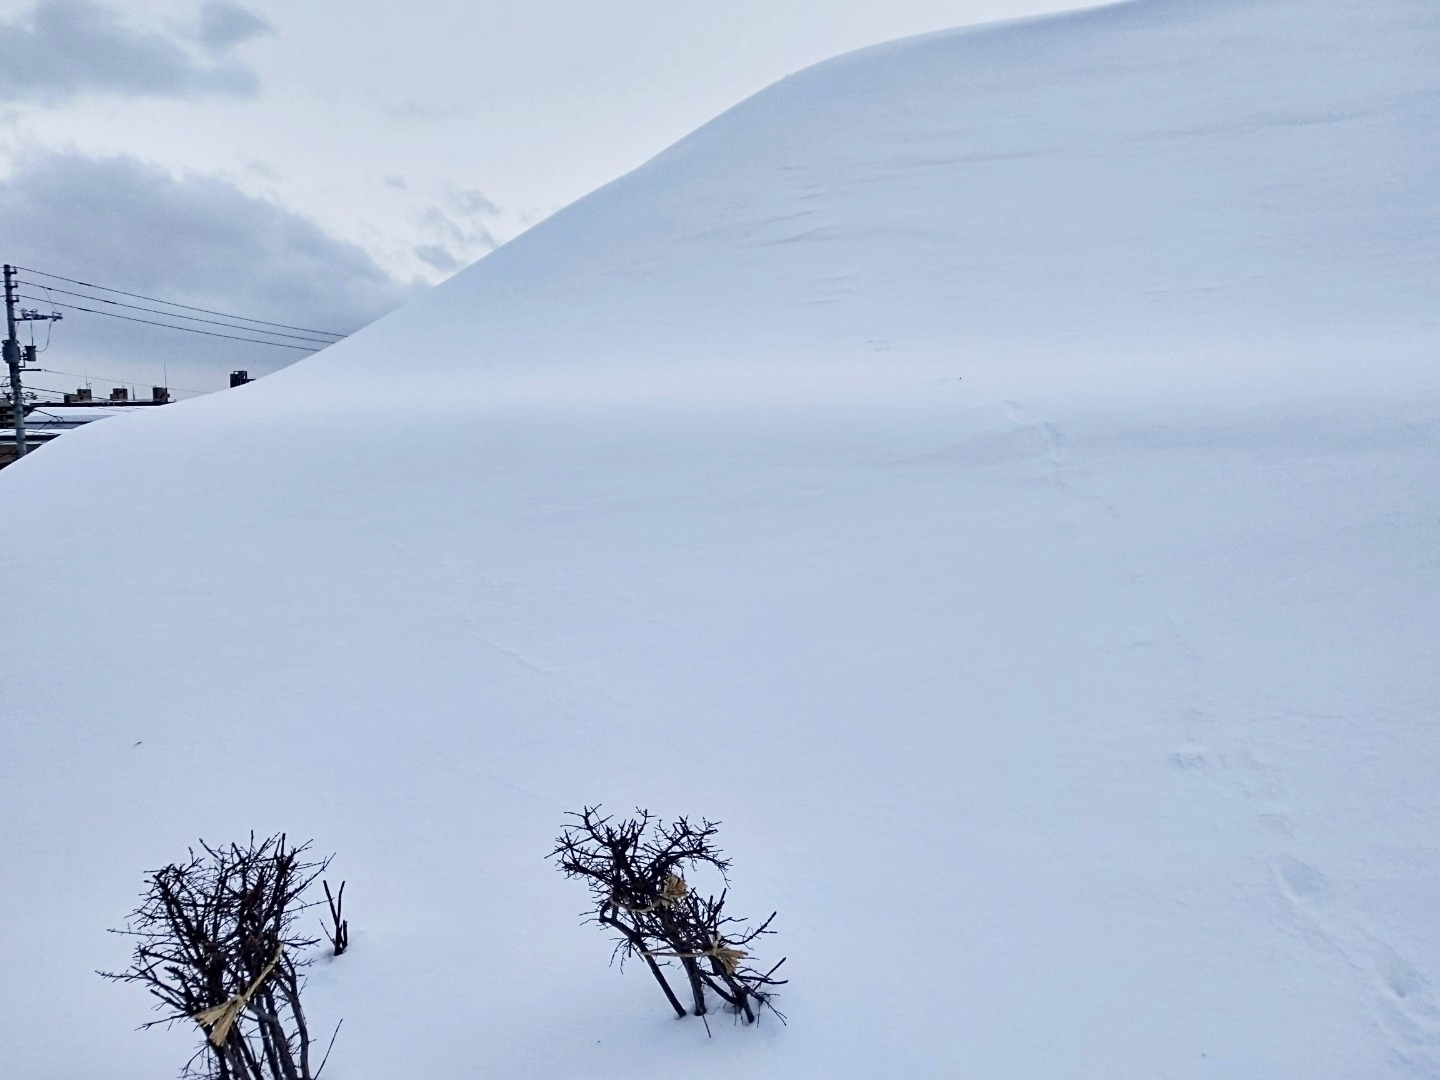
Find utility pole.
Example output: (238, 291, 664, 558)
(3, 264, 25, 458)
(2, 265, 61, 463)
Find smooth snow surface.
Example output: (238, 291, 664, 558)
(4, 0, 1440, 1076)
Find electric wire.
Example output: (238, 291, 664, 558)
(12, 380, 188, 404)
(16, 282, 340, 345)
(15, 265, 349, 338)
(23, 401, 81, 420)
(37, 367, 208, 395)
(28, 283, 59, 352)
(14, 294, 321, 350)
(15, 383, 85, 397)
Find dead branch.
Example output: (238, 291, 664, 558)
(322, 881, 348, 957)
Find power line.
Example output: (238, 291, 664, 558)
(24, 303, 56, 353)
(36, 367, 209, 396)
(21, 383, 87, 396)
(21, 379, 197, 401)
(15, 295, 320, 350)
(18, 282, 339, 345)
(16, 265, 348, 338)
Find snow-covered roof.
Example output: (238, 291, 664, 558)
(19, 404, 135, 426)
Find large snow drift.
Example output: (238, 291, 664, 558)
(3, 0, 1439, 1076)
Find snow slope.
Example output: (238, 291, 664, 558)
(3, 0, 1440, 1076)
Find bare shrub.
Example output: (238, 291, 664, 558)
(551, 807, 786, 1025)
(101, 833, 343, 1080)
(322, 881, 348, 957)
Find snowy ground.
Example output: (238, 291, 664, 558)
(3, 0, 1439, 1076)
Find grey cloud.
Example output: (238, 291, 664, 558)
(411, 188, 500, 277)
(0, 0, 271, 104)
(413, 244, 461, 273)
(449, 188, 498, 217)
(197, 0, 274, 53)
(380, 99, 475, 121)
(0, 151, 418, 390)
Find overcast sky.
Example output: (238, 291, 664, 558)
(0, 0, 1094, 393)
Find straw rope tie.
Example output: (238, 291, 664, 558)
(645, 936, 750, 975)
(614, 873, 688, 915)
(191, 949, 282, 1047)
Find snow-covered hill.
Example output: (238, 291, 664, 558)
(3, 0, 1439, 1076)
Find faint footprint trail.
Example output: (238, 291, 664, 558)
(1002, 399, 1066, 485)
(999, 400, 1440, 1070)
(1272, 853, 1440, 1063)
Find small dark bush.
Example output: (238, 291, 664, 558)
(552, 807, 786, 1025)
(101, 833, 343, 1080)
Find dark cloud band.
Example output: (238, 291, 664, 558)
(0, 0, 272, 105)
(0, 151, 416, 388)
